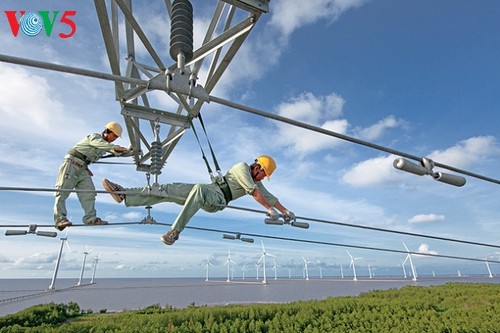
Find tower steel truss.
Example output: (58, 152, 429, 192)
(93, 0, 269, 177)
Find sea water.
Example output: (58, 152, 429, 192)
(1, 276, 498, 316)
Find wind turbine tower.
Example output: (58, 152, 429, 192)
(77, 245, 94, 286)
(255, 262, 260, 280)
(401, 259, 407, 278)
(259, 241, 275, 284)
(241, 263, 247, 279)
(485, 259, 493, 278)
(403, 243, 417, 281)
(204, 256, 214, 281)
(346, 250, 360, 281)
(48, 233, 71, 290)
(302, 256, 310, 280)
(224, 249, 236, 282)
(272, 258, 278, 280)
(90, 253, 102, 284)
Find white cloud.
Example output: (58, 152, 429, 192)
(275, 92, 348, 155)
(13, 252, 56, 267)
(429, 136, 500, 168)
(356, 115, 402, 141)
(0, 63, 87, 142)
(341, 155, 402, 186)
(416, 243, 438, 255)
(408, 214, 445, 224)
(342, 136, 500, 187)
(269, 0, 368, 37)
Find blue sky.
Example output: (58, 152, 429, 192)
(0, 0, 499, 281)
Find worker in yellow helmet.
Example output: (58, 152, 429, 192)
(54, 122, 132, 231)
(102, 155, 295, 245)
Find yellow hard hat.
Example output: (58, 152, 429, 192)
(256, 155, 276, 180)
(105, 121, 123, 137)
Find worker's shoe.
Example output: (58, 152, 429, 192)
(160, 229, 180, 245)
(102, 178, 126, 203)
(86, 217, 108, 225)
(55, 219, 72, 231)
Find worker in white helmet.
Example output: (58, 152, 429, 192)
(102, 155, 295, 245)
(54, 122, 131, 231)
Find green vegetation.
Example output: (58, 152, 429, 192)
(1, 283, 498, 332)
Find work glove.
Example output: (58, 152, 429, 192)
(267, 208, 280, 221)
(283, 210, 296, 223)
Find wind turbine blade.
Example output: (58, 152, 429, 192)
(402, 242, 410, 252)
(65, 240, 72, 253)
(258, 254, 264, 264)
(346, 250, 353, 259)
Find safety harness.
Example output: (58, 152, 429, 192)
(67, 148, 91, 164)
(188, 113, 233, 204)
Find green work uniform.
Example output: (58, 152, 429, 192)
(54, 133, 123, 224)
(124, 162, 278, 232)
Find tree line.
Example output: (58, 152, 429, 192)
(1, 283, 498, 332)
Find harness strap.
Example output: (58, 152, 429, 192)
(188, 116, 214, 178)
(218, 177, 233, 204)
(188, 114, 232, 204)
(67, 149, 90, 164)
(197, 113, 222, 174)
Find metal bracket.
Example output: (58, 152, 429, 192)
(140, 206, 158, 224)
(5, 224, 57, 237)
(223, 232, 254, 243)
(121, 103, 191, 128)
(148, 68, 210, 103)
(221, 0, 270, 13)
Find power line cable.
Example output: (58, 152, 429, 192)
(209, 95, 500, 186)
(2, 220, 497, 265)
(1, 186, 499, 250)
(0, 53, 497, 185)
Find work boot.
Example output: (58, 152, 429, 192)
(160, 229, 180, 245)
(86, 217, 108, 225)
(101, 178, 126, 203)
(55, 219, 72, 231)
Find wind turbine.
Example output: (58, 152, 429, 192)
(402, 243, 417, 281)
(319, 266, 323, 279)
(401, 259, 408, 278)
(258, 241, 275, 284)
(340, 264, 344, 279)
(346, 250, 361, 281)
(255, 262, 260, 280)
(241, 263, 247, 279)
(90, 252, 102, 284)
(48, 233, 72, 290)
(77, 245, 94, 286)
(272, 258, 278, 280)
(224, 249, 236, 282)
(301, 256, 310, 280)
(485, 259, 493, 278)
(367, 263, 373, 279)
(204, 256, 214, 281)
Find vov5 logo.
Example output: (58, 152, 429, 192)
(4, 10, 76, 38)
